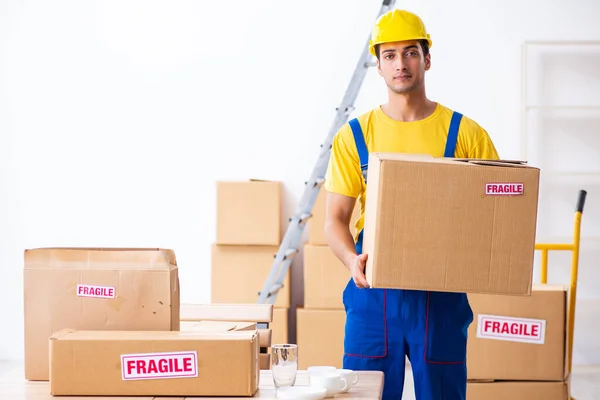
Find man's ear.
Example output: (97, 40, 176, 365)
(376, 58, 383, 77)
(424, 53, 431, 71)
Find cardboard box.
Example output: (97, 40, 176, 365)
(49, 329, 260, 396)
(362, 154, 540, 295)
(216, 180, 282, 245)
(467, 284, 568, 381)
(260, 353, 271, 369)
(467, 381, 569, 400)
(308, 188, 361, 245)
(271, 307, 289, 344)
(23, 247, 179, 381)
(303, 245, 349, 309)
(296, 308, 346, 369)
(211, 244, 290, 308)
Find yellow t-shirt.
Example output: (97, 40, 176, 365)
(324, 102, 500, 239)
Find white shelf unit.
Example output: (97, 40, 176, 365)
(520, 40, 600, 299)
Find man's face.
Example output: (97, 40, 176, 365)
(376, 41, 430, 94)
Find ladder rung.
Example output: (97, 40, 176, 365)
(284, 248, 298, 259)
(299, 213, 312, 223)
(288, 213, 313, 223)
(269, 283, 283, 293)
(304, 178, 324, 187)
(271, 248, 298, 260)
(365, 61, 377, 67)
(335, 106, 355, 115)
(258, 283, 283, 297)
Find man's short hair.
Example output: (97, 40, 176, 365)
(375, 39, 430, 60)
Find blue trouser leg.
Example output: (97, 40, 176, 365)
(342, 282, 406, 399)
(404, 291, 472, 400)
(343, 233, 473, 400)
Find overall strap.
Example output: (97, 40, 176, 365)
(444, 111, 463, 158)
(348, 118, 369, 183)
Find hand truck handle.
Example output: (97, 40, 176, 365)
(576, 190, 587, 213)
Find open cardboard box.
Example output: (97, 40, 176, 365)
(180, 303, 274, 370)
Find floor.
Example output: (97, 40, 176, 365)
(1, 360, 599, 399)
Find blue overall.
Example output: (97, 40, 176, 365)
(343, 112, 473, 400)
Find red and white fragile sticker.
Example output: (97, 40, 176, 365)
(121, 351, 198, 380)
(485, 182, 524, 196)
(76, 284, 116, 299)
(477, 314, 546, 344)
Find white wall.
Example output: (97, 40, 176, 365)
(1, 0, 600, 364)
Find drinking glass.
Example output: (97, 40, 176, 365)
(271, 344, 298, 389)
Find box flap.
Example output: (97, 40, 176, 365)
(531, 283, 568, 292)
(453, 158, 527, 165)
(371, 153, 536, 169)
(180, 303, 273, 323)
(180, 320, 257, 332)
(452, 158, 533, 168)
(51, 329, 259, 342)
(24, 248, 177, 271)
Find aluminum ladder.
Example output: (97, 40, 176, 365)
(256, 0, 396, 306)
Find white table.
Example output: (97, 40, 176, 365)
(0, 365, 384, 399)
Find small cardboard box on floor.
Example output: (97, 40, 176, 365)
(271, 307, 289, 344)
(49, 329, 260, 397)
(179, 303, 274, 370)
(467, 284, 568, 381)
(467, 381, 569, 400)
(303, 244, 349, 309)
(361, 153, 540, 295)
(23, 247, 180, 381)
(296, 308, 346, 369)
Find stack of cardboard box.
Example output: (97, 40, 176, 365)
(296, 189, 360, 369)
(23, 248, 181, 383)
(211, 179, 289, 365)
(466, 284, 571, 399)
(23, 247, 264, 397)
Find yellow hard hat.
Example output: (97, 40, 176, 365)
(369, 9, 432, 57)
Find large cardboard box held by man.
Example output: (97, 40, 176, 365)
(23, 247, 180, 381)
(49, 329, 260, 396)
(362, 154, 540, 295)
(467, 284, 568, 381)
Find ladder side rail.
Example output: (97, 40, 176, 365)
(257, 0, 397, 305)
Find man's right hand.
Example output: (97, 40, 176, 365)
(347, 253, 370, 289)
(324, 191, 371, 289)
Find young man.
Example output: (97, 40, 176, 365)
(323, 9, 500, 400)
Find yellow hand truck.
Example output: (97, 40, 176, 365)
(535, 189, 587, 400)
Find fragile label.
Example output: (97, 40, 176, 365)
(76, 284, 116, 299)
(485, 183, 524, 195)
(477, 314, 546, 344)
(121, 351, 198, 380)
